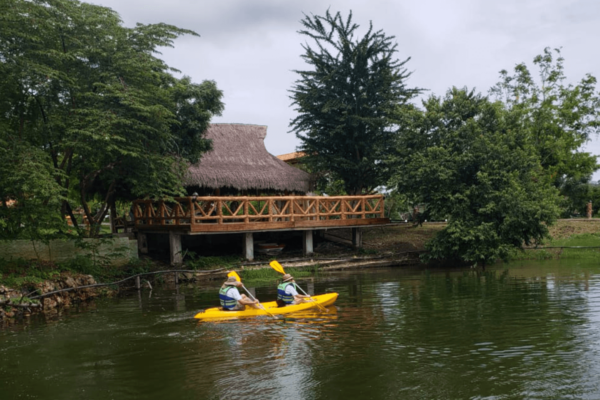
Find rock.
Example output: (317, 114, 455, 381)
(63, 276, 77, 288)
(38, 281, 55, 294)
(43, 297, 57, 309)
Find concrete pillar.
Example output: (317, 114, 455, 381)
(303, 230, 314, 256)
(243, 232, 254, 261)
(137, 233, 148, 254)
(352, 228, 363, 249)
(169, 232, 182, 266)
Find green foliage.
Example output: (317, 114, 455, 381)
(9, 297, 40, 305)
(0, 0, 223, 238)
(0, 255, 150, 289)
(290, 10, 422, 194)
(490, 48, 600, 196)
(0, 258, 60, 288)
(0, 139, 66, 240)
(384, 190, 410, 220)
(392, 88, 561, 265)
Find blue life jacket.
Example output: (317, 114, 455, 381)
(219, 286, 238, 310)
(277, 282, 297, 305)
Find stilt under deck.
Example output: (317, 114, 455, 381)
(132, 195, 389, 264)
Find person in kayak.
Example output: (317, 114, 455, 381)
(219, 277, 259, 311)
(277, 274, 310, 307)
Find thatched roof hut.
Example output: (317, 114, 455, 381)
(184, 124, 310, 193)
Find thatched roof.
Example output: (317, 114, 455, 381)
(184, 124, 310, 193)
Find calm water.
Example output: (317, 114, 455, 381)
(2, 260, 600, 399)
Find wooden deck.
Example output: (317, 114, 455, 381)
(133, 195, 389, 234)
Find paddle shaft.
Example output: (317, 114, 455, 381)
(295, 284, 328, 312)
(240, 284, 277, 319)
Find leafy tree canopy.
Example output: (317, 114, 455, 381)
(0, 0, 223, 238)
(491, 48, 600, 192)
(392, 88, 561, 265)
(290, 10, 422, 194)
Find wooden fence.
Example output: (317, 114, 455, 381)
(133, 195, 388, 233)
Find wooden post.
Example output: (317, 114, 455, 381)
(188, 197, 194, 228)
(169, 232, 183, 266)
(243, 232, 254, 261)
(244, 198, 249, 224)
(303, 230, 314, 257)
(361, 197, 366, 219)
(352, 228, 363, 249)
(159, 201, 165, 225)
(380, 195, 385, 218)
(217, 199, 223, 224)
(291, 198, 295, 222)
(135, 276, 141, 290)
(316, 198, 321, 221)
(137, 233, 148, 254)
(587, 201, 593, 219)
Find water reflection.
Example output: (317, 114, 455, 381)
(1, 260, 600, 399)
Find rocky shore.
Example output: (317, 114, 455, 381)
(0, 274, 103, 324)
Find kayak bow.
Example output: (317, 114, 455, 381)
(194, 292, 339, 320)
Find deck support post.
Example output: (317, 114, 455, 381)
(137, 233, 148, 254)
(169, 232, 183, 266)
(243, 232, 254, 261)
(352, 228, 363, 249)
(303, 230, 314, 257)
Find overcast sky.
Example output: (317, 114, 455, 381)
(92, 0, 600, 180)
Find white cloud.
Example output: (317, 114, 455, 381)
(91, 0, 600, 178)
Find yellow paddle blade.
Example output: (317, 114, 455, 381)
(227, 271, 241, 282)
(269, 260, 286, 274)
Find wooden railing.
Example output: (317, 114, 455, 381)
(132, 195, 387, 232)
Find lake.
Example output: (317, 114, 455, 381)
(1, 259, 600, 399)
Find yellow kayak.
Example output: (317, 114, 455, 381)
(194, 293, 339, 320)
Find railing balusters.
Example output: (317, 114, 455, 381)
(134, 195, 387, 230)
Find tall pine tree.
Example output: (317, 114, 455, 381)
(290, 10, 421, 194)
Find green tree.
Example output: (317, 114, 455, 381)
(392, 88, 561, 265)
(0, 0, 223, 237)
(290, 10, 421, 194)
(490, 48, 600, 196)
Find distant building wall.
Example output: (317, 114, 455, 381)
(0, 237, 138, 266)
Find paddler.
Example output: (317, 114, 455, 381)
(276, 274, 310, 307)
(219, 276, 259, 311)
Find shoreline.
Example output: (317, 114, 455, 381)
(2, 220, 599, 326)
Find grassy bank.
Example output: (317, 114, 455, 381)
(2, 219, 598, 290)
(0, 256, 153, 290)
(512, 233, 600, 261)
